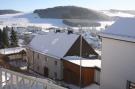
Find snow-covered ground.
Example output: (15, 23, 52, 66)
(0, 12, 115, 30)
(64, 84, 99, 89)
(0, 13, 67, 28)
(102, 10, 135, 17)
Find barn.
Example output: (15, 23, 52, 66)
(62, 56, 101, 87)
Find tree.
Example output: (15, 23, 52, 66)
(5, 26, 10, 31)
(2, 27, 9, 48)
(0, 29, 3, 48)
(10, 27, 18, 47)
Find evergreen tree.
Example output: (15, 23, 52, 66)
(10, 27, 18, 47)
(0, 29, 3, 48)
(2, 27, 9, 48)
(5, 26, 10, 31)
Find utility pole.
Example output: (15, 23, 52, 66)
(79, 25, 82, 89)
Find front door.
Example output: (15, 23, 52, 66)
(44, 67, 49, 77)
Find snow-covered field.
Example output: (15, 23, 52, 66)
(0, 12, 115, 30)
(0, 13, 67, 28)
(101, 10, 135, 17)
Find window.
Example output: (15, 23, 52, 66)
(45, 57, 48, 62)
(54, 61, 57, 66)
(37, 66, 39, 70)
(54, 72, 57, 79)
(37, 54, 39, 59)
(127, 80, 135, 89)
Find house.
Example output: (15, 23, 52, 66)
(62, 56, 101, 87)
(0, 47, 26, 60)
(100, 18, 135, 89)
(27, 32, 98, 80)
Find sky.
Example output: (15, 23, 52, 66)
(0, 0, 135, 12)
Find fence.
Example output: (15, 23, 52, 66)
(0, 68, 67, 89)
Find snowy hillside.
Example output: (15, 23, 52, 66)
(0, 12, 67, 28)
(101, 10, 135, 18)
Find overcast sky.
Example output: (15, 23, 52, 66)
(1, 0, 135, 12)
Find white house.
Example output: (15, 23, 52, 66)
(27, 32, 98, 80)
(100, 18, 135, 89)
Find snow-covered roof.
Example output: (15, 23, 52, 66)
(0, 47, 26, 55)
(95, 49, 101, 56)
(100, 18, 135, 42)
(29, 33, 79, 58)
(63, 56, 101, 68)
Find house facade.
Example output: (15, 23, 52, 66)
(100, 18, 135, 89)
(27, 32, 98, 80)
(27, 49, 63, 80)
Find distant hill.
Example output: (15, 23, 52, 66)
(34, 6, 110, 21)
(0, 10, 20, 15)
(63, 19, 101, 27)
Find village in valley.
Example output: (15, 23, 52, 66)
(0, 1, 135, 89)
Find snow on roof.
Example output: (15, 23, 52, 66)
(63, 56, 101, 68)
(0, 47, 25, 55)
(100, 18, 135, 42)
(95, 49, 101, 56)
(29, 32, 79, 58)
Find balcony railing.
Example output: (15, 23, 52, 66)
(0, 68, 67, 89)
(127, 80, 135, 89)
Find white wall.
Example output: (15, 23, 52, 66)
(101, 38, 135, 89)
(95, 70, 100, 84)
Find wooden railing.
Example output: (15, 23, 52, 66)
(0, 68, 67, 89)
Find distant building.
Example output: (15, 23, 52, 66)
(100, 18, 135, 89)
(0, 47, 26, 60)
(27, 32, 98, 80)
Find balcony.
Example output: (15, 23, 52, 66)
(0, 68, 67, 89)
